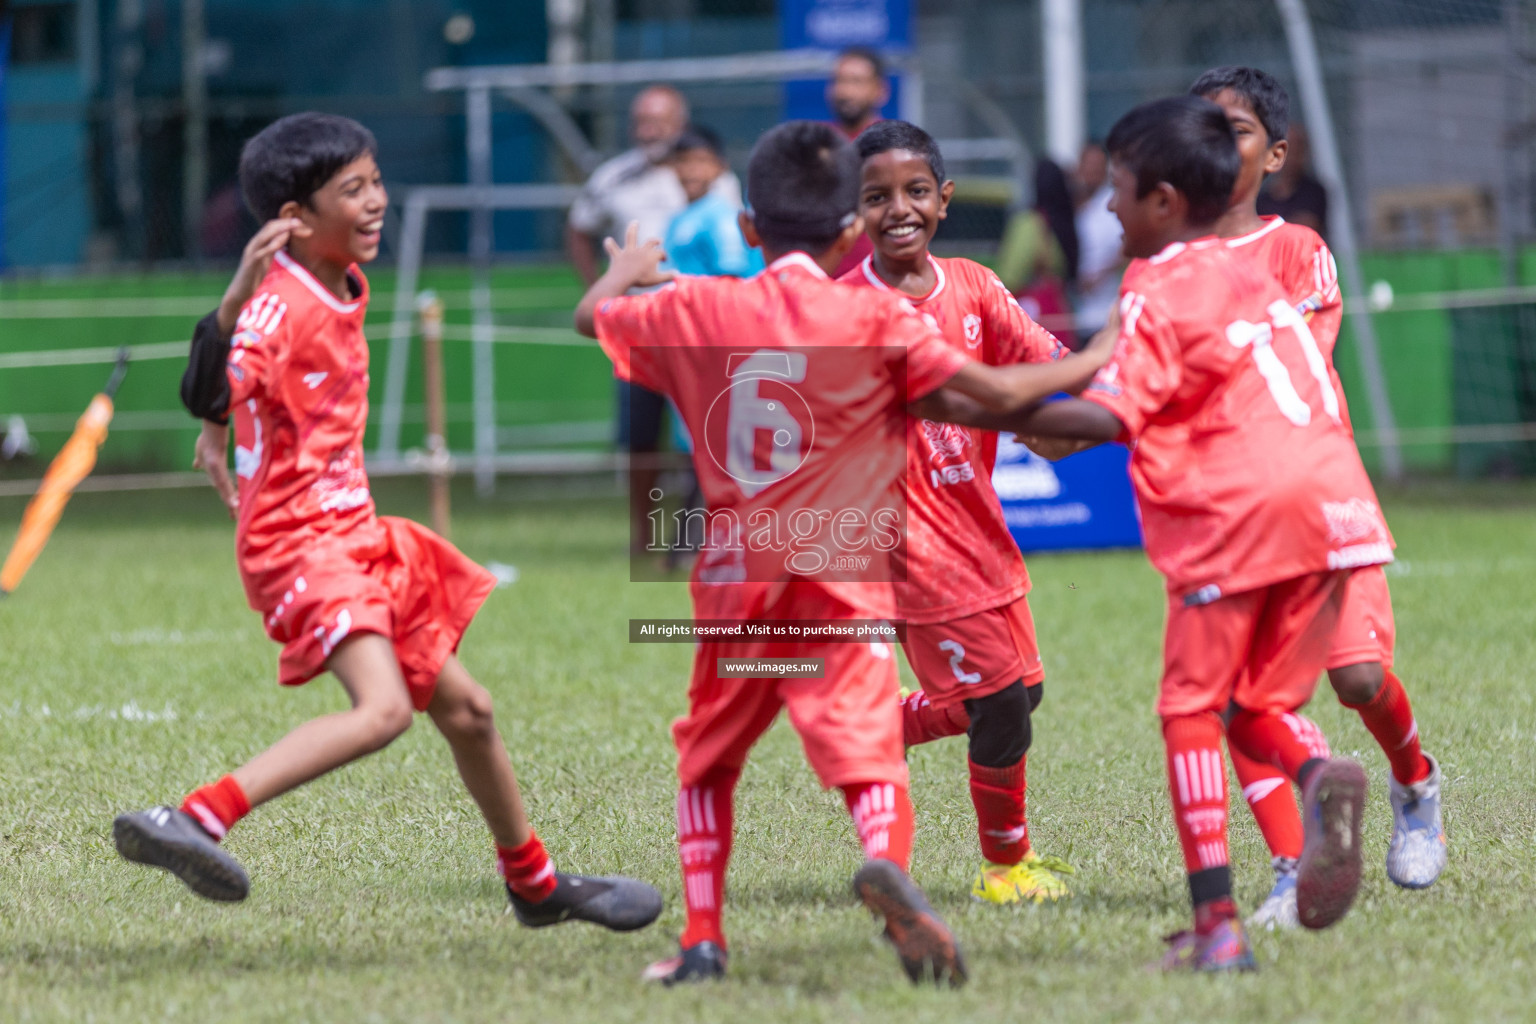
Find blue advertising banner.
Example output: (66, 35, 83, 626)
(992, 434, 1143, 553)
(779, 0, 909, 123)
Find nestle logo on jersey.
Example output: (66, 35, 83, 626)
(626, 344, 912, 585)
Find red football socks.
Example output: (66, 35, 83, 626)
(1341, 670, 1430, 785)
(899, 690, 970, 748)
(1226, 709, 1331, 786)
(843, 781, 914, 871)
(181, 775, 250, 842)
(1227, 743, 1304, 861)
(497, 834, 558, 903)
(677, 768, 738, 949)
(969, 757, 1029, 865)
(1163, 713, 1230, 875)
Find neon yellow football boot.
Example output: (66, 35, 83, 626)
(970, 852, 1076, 905)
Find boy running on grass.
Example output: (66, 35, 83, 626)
(840, 120, 1100, 906)
(113, 113, 663, 934)
(573, 121, 1111, 986)
(1189, 66, 1446, 929)
(922, 96, 1392, 970)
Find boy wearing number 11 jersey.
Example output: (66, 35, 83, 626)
(574, 121, 1110, 986)
(1190, 67, 1445, 931)
(923, 97, 1392, 971)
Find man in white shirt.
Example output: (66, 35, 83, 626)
(564, 84, 741, 554)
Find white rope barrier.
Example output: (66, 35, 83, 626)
(0, 341, 186, 370)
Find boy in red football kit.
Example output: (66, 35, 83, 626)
(840, 121, 1087, 906)
(1189, 67, 1446, 928)
(573, 122, 1110, 986)
(111, 113, 662, 934)
(922, 96, 1394, 971)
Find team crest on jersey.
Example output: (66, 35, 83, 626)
(963, 314, 982, 348)
(1321, 497, 1382, 546)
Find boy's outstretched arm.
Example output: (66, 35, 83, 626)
(912, 306, 1120, 423)
(574, 222, 675, 338)
(914, 386, 1122, 444)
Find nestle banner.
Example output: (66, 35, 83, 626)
(992, 433, 1143, 553)
(780, 0, 909, 123)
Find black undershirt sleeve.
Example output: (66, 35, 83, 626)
(181, 310, 232, 424)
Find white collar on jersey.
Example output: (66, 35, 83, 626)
(275, 249, 363, 314)
(1149, 236, 1222, 264)
(858, 252, 947, 303)
(1225, 216, 1286, 248)
(766, 251, 831, 279)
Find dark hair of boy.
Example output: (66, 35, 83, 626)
(746, 120, 861, 253)
(1105, 96, 1240, 226)
(855, 119, 946, 185)
(838, 45, 885, 81)
(239, 112, 378, 223)
(1188, 65, 1290, 143)
(672, 124, 726, 162)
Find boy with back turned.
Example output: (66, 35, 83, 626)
(925, 96, 1394, 970)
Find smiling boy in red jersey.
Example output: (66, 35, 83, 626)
(840, 121, 1093, 906)
(574, 121, 1110, 987)
(1189, 67, 1446, 929)
(112, 114, 662, 935)
(920, 96, 1392, 971)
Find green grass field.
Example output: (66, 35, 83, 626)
(0, 480, 1533, 1023)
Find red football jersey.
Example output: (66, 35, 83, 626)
(1084, 238, 1391, 601)
(226, 251, 380, 609)
(595, 252, 970, 621)
(840, 254, 1066, 623)
(1225, 216, 1350, 429)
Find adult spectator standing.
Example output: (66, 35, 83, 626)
(565, 85, 740, 553)
(1070, 140, 1124, 337)
(826, 47, 889, 277)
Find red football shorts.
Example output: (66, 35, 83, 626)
(1158, 570, 1348, 719)
(900, 596, 1043, 709)
(673, 638, 908, 791)
(1326, 564, 1395, 670)
(253, 516, 496, 711)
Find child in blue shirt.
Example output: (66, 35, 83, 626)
(663, 127, 764, 278)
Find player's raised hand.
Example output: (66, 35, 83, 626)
(217, 217, 312, 335)
(603, 221, 675, 289)
(193, 420, 238, 519)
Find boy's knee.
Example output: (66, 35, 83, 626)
(1329, 661, 1384, 705)
(362, 699, 414, 750)
(964, 680, 1031, 768)
(436, 682, 497, 741)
